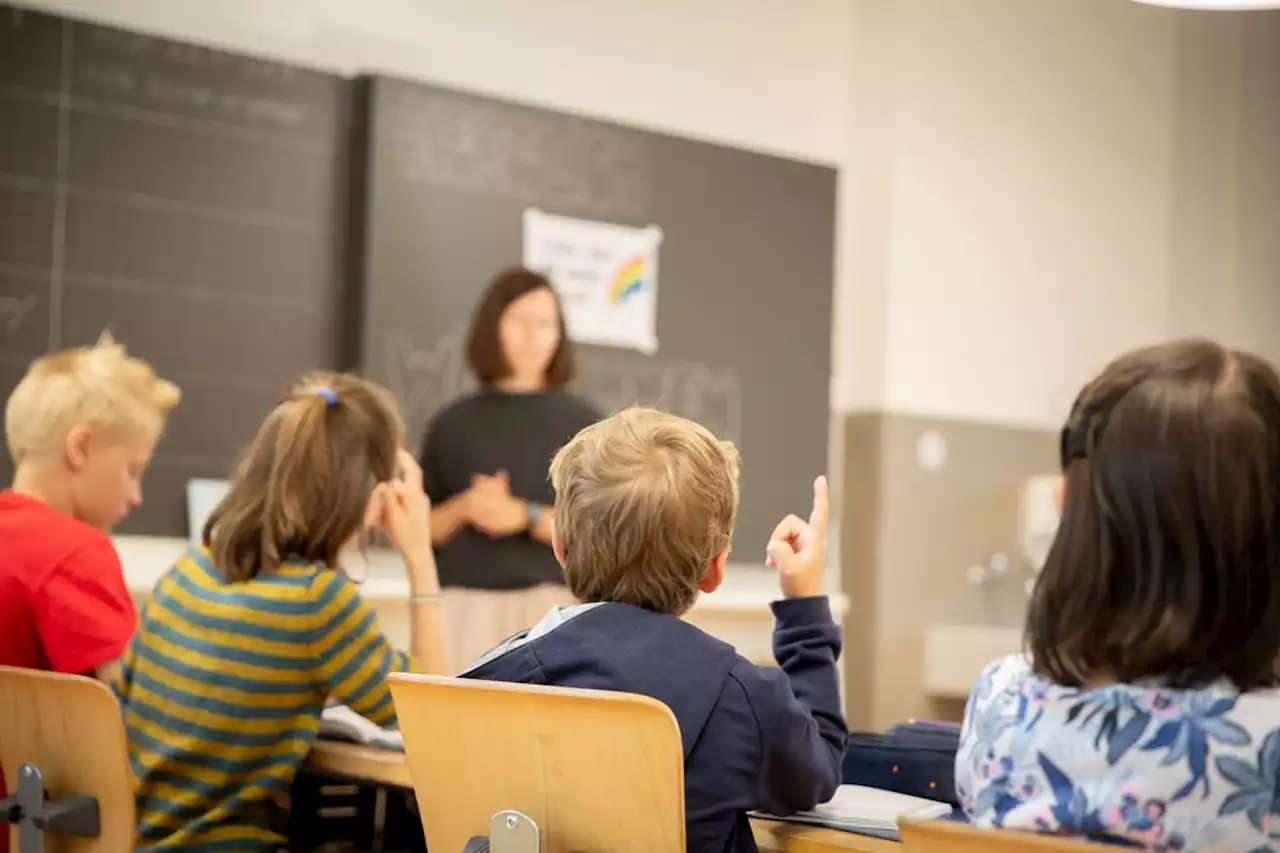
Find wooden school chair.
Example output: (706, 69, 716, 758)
(0, 666, 135, 852)
(388, 674, 685, 853)
(898, 816, 1115, 851)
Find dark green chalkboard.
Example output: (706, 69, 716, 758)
(0, 4, 353, 535)
(352, 76, 837, 557)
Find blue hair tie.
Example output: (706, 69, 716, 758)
(315, 387, 339, 407)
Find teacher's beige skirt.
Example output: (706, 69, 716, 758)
(440, 584, 576, 675)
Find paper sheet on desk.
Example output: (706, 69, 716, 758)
(752, 785, 951, 841)
(319, 703, 404, 751)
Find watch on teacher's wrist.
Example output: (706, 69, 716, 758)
(525, 501, 545, 532)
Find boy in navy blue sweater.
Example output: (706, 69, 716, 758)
(463, 408, 846, 853)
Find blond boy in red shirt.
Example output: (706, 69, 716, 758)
(0, 334, 180, 678)
(1, 333, 177, 853)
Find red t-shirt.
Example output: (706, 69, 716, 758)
(0, 490, 136, 673)
(0, 491, 137, 853)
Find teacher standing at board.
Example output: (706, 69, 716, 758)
(421, 268, 601, 673)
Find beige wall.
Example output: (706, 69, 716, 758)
(841, 413, 1056, 729)
(839, 3, 1280, 729)
(839, 0, 1279, 426)
(1234, 14, 1280, 367)
(837, 0, 1182, 422)
(1169, 10, 1280, 367)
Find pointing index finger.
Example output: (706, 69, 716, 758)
(809, 475, 829, 536)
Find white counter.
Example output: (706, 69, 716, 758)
(922, 623, 1022, 700)
(114, 535, 848, 666)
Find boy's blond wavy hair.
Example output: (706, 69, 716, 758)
(550, 407, 741, 616)
(5, 332, 181, 464)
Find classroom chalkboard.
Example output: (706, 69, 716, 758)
(353, 76, 837, 558)
(0, 4, 352, 536)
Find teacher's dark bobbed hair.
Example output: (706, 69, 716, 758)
(467, 267, 576, 390)
(1026, 339, 1280, 692)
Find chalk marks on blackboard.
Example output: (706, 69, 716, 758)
(577, 357, 743, 445)
(0, 170, 323, 233)
(380, 85, 652, 223)
(62, 269, 327, 315)
(0, 294, 35, 333)
(0, 353, 31, 370)
(387, 330, 744, 449)
(75, 63, 311, 136)
(50, 16, 70, 355)
(0, 13, 328, 150)
(0, 79, 328, 155)
(75, 24, 319, 137)
(84, 26, 298, 84)
(0, 262, 45, 283)
(386, 329, 476, 440)
(667, 364, 743, 443)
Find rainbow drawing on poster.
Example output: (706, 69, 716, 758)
(608, 255, 647, 304)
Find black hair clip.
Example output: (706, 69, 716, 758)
(1059, 413, 1098, 469)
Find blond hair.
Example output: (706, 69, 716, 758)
(5, 332, 181, 465)
(549, 407, 741, 615)
(206, 372, 405, 583)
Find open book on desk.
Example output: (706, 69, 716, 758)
(753, 785, 951, 841)
(318, 704, 403, 751)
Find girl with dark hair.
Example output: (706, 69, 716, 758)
(421, 267, 601, 673)
(957, 339, 1280, 851)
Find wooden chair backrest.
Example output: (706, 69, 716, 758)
(898, 816, 1118, 851)
(389, 674, 685, 853)
(0, 666, 135, 853)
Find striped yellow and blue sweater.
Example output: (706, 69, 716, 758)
(116, 547, 413, 852)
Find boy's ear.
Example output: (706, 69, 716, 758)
(551, 524, 567, 569)
(698, 549, 729, 594)
(63, 424, 93, 473)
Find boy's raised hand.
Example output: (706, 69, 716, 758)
(765, 475, 829, 599)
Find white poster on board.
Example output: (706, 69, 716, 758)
(523, 208, 662, 354)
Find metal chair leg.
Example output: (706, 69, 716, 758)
(2, 764, 100, 853)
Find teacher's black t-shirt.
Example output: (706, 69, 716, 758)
(420, 390, 601, 590)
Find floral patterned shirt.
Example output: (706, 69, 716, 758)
(957, 654, 1280, 852)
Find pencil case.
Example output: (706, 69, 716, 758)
(841, 721, 961, 807)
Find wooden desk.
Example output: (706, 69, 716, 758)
(307, 740, 413, 788)
(752, 820, 902, 852)
(306, 741, 903, 853)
